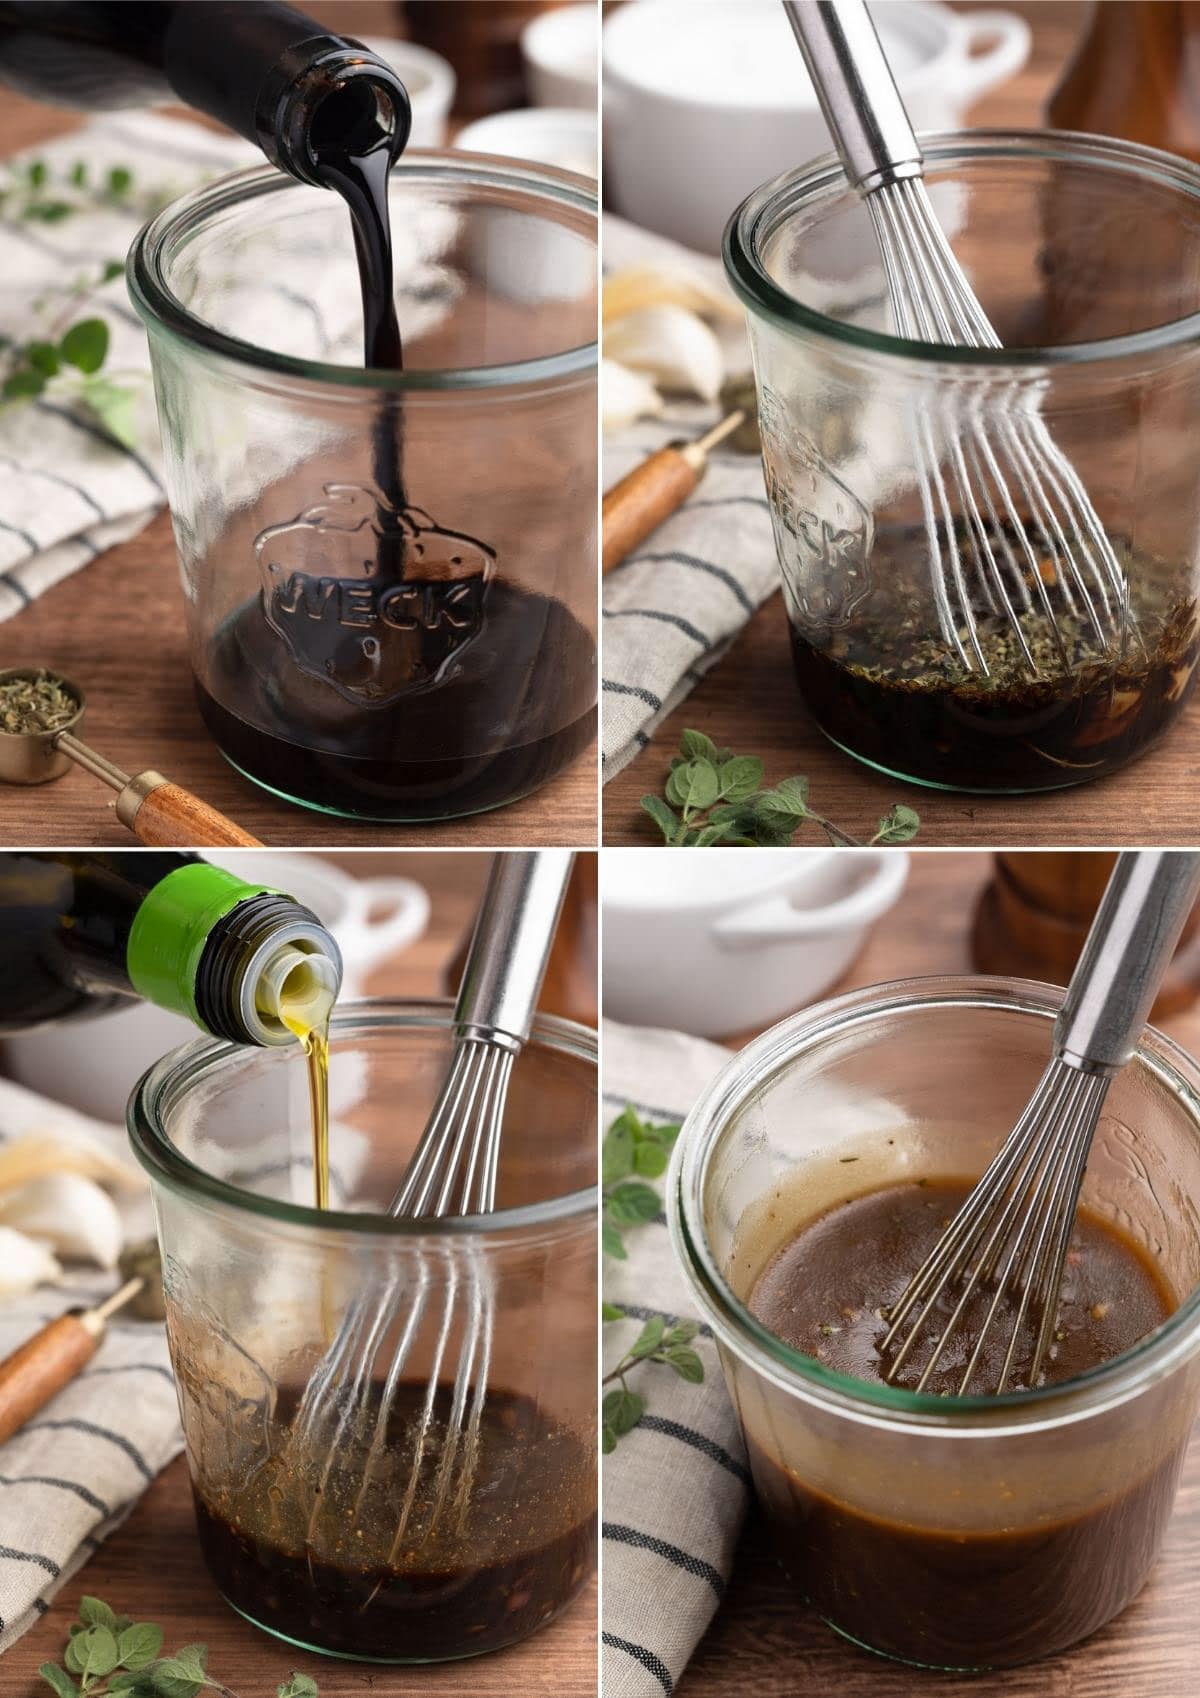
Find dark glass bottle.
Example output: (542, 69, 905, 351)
(1047, 2, 1200, 164)
(0, 1, 412, 186)
(0, 850, 342, 1045)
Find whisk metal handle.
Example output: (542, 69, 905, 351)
(782, 0, 924, 194)
(1055, 851, 1200, 1076)
(454, 851, 574, 1049)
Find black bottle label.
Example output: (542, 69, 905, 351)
(254, 482, 496, 707)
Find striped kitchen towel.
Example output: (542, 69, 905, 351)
(602, 1019, 751, 1698)
(0, 111, 259, 620)
(602, 217, 778, 781)
(0, 1076, 180, 1655)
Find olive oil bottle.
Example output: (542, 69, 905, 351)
(0, 850, 341, 1049)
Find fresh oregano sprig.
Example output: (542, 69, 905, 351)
(641, 728, 920, 847)
(38, 1595, 318, 1698)
(602, 1314, 704, 1453)
(602, 1104, 680, 1261)
(602, 1107, 705, 1451)
(1, 258, 141, 448)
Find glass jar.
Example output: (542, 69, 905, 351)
(670, 976, 1200, 1670)
(725, 131, 1200, 793)
(128, 1000, 597, 1662)
(129, 154, 597, 821)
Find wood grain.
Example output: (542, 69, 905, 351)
(0, 850, 597, 1694)
(0, 0, 598, 851)
(603, 1, 1200, 848)
(680, 849, 1200, 1696)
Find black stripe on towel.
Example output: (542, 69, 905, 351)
(79, 1363, 174, 1386)
(603, 1632, 674, 1696)
(603, 1523, 725, 1598)
(22, 1418, 153, 1482)
(0, 453, 106, 522)
(603, 607, 712, 649)
(603, 679, 664, 712)
(637, 1416, 750, 1486)
(626, 551, 755, 616)
(0, 514, 39, 554)
(0, 1473, 109, 1515)
(34, 401, 164, 495)
(0, 1544, 60, 1578)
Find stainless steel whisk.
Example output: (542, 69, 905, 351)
(883, 850, 1200, 1396)
(290, 849, 573, 1558)
(783, 0, 1131, 678)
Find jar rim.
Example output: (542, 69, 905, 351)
(127, 996, 598, 1240)
(127, 150, 598, 395)
(670, 973, 1200, 1437)
(724, 128, 1200, 371)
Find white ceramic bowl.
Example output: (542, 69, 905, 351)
(522, 3, 598, 109)
(2, 853, 430, 1122)
(360, 35, 457, 146)
(603, 849, 908, 1038)
(602, 0, 1030, 252)
(454, 108, 598, 179)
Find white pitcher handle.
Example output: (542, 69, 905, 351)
(340, 877, 431, 972)
(955, 11, 1032, 104)
(713, 852, 908, 950)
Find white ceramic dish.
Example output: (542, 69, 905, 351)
(522, 3, 598, 109)
(360, 35, 457, 146)
(2, 853, 430, 1122)
(454, 107, 598, 179)
(602, 0, 1030, 252)
(603, 850, 908, 1038)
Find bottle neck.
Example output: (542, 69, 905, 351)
(127, 863, 342, 1046)
(160, 5, 411, 185)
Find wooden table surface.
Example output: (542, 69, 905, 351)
(603, 1, 1200, 849)
(680, 849, 1200, 1697)
(0, 0, 597, 851)
(2, 851, 597, 1697)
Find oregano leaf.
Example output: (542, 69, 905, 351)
(662, 1346, 705, 1383)
(602, 1301, 625, 1321)
(37, 1666, 79, 1698)
(602, 1221, 627, 1261)
(640, 793, 680, 843)
(60, 317, 109, 375)
(602, 1116, 635, 1186)
(118, 1623, 163, 1670)
(632, 1139, 668, 1178)
(602, 1386, 644, 1435)
(716, 756, 763, 800)
(605, 1180, 661, 1226)
(628, 1316, 666, 1359)
(678, 728, 717, 763)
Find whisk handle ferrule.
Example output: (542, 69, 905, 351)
(454, 851, 574, 1048)
(782, 0, 924, 195)
(1055, 851, 1200, 1075)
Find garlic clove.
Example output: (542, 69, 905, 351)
(0, 1226, 62, 1294)
(0, 1173, 124, 1270)
(606, 305, 725, 403)
(603, 357, 664, 432)
(603, 265, 741, 327)
(0, 1133, 144, 1197)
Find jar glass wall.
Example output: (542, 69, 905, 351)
(725, 132, 1200, 794)
(130, 154, 597, 821)
(128, 1001, 597, 1663)
(671, 976, 1200, 1670)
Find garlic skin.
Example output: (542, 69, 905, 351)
(0, 1226, 62, 1295)
(606, 305, 725, 403)
(603, 265, 743, 328)
(0, 1132, 144, 1197)
(603, 357, 664, 432)
(0, 1173, 124, 1270)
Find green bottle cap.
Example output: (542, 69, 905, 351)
(126, 864, 274, 1029)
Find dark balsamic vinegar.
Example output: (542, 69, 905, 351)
(201, 86, 595, 819)
(192, 1382, 596, 1661)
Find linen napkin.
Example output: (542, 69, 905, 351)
(602, 217, 778, 780)
(0, 1076, 180, 1655)
(602, 1019, 750, 1698)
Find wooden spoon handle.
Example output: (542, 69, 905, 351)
(116, 774, 263, 848)
(603, 447, 700, 573)
(0, 1314, 97, 1445)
